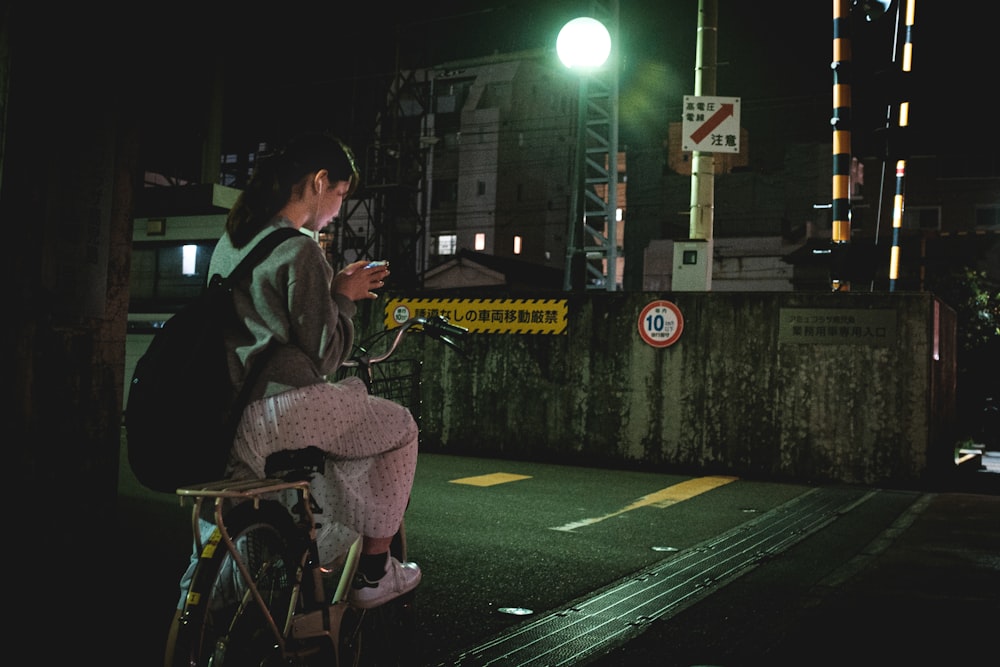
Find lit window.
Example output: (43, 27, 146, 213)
(475, 233, 485, 250)
(182, 245, 198, 276)
(437, 234, 457, 256)
(129, 242, 214, 311)
(513, 236, 522, 254)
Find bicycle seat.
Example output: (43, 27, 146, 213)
(264, 446, 326, 478)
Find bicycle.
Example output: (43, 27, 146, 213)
(167, 315, 467, 667)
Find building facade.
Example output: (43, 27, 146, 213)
(352, 49, 626, 291)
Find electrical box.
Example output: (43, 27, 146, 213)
(671, 239, 712, 291)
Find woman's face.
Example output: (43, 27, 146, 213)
(307, 178, 352, 232)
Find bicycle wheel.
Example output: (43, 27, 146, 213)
(171, 499, 307, 667)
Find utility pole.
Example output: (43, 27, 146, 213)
(686, 0, 718, 291)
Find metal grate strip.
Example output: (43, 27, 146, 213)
(443, 487, 875, 666)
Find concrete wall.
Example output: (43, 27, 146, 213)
(354, 291, 957, 489)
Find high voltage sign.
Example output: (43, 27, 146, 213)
(385, 298, 568, 334)
(681, 95, 741, 153)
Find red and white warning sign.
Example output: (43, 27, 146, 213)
(638, 300, 684, 348)
(681, 95, 740, 153)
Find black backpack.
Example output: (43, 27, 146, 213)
(125, 227, 301, 492)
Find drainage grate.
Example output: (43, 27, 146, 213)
(442, 486, 876, 667)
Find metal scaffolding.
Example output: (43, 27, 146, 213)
(329, 68, 431, 290)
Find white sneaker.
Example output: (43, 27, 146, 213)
(349, 557, 422, 609)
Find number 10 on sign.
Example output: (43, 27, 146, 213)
(638, 300, 684, 348)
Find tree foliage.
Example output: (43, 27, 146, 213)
(927, 266, 1000, 354)
(927, 265, 1000, 440)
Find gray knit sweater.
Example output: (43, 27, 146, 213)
(208, 219, 357, 401)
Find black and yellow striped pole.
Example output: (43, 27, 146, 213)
(831, 0, 853, 292)
(889, 0, 915, 292)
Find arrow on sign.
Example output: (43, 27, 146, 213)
(688, 103, 734, 144)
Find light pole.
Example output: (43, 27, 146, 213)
(557, 14, 616, 291)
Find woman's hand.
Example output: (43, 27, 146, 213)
(332, 260, 391, 301)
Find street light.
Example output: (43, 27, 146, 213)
(558, 16, 613, 291)
(557, 17, 612, 70)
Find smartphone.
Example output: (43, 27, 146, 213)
(365, 260, 387, 269)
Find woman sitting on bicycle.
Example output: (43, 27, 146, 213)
(174, 132, 421, 613)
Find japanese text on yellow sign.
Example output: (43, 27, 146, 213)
(385, 298, 567, 334)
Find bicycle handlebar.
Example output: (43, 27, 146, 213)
(342, 315, 469, 368)
(420, 314, 469, 347)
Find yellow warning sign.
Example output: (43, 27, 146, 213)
(385, 298, 567, 334)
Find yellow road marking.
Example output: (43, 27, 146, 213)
(450, 472, 533, 487)
(549, 475, 738, 532)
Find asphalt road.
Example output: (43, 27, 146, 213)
(115, 449, 1000, 666)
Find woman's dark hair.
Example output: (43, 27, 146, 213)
(226, 133, 359, 247)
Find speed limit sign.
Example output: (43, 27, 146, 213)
(638, 300, 684, 348)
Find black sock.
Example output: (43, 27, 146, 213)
(359, 552, 388, 581)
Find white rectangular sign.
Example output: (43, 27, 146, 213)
(681, 95, 741, 153)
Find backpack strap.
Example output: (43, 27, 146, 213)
(217, 226, 306, 438)
(220, 226, 304, 287)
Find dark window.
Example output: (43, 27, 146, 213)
(975, 206, 999, 229)
(432, 179, 458, 210)
(903, 207, 940, 231)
